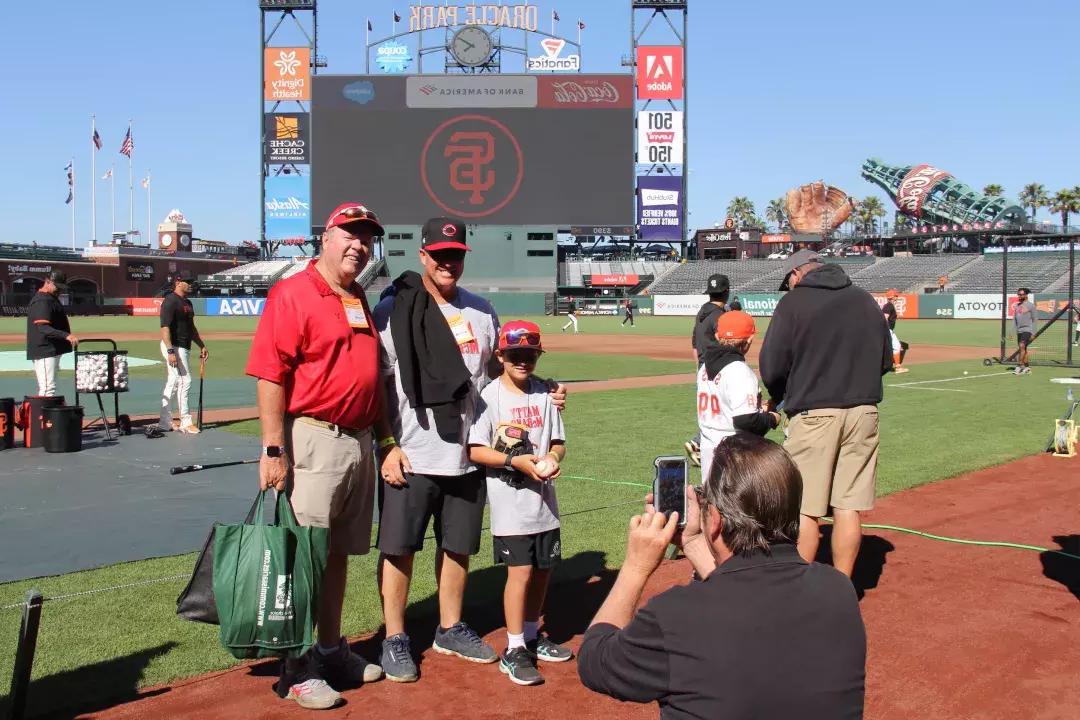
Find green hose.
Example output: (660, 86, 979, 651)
(562, 474, 1080, 562)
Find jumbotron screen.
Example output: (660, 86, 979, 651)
(311, 74, 634, 226)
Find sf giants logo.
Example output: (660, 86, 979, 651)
(445, 131, 495, 205)
(0, 413, 6, 438)
(421, 115, 523, 219)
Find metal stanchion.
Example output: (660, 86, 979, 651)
(7, 590, 43, 720)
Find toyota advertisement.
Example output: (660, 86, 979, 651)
(311, 75, 633, 226)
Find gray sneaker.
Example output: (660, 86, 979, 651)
(308, 637, 384, 687)
(278, 657, 343, 710)
(432, 622, 498, 664)
(500, 647, 544, 686)
(380, 633, 419, 683)
(527, 633, 573, 663)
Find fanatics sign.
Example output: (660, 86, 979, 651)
(636, 46, 683, 100)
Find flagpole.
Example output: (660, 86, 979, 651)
(91, 115, 97, 246)
(146, 170, 152, 246)
(70, 157, 76, 250)
(110, 165, 115, 237)
(127, 120, 134, 237)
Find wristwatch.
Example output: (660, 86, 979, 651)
(262, 446, 286, 458)
(503, 453, 514, 471)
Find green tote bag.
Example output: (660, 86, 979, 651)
(213, 489, 329, 659)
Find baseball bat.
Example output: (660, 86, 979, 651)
(197, 356, 206, 430)
(170, 459, 258, 475)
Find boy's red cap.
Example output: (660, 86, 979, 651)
(715, 310, 756, 340)
(498, 320, 543, 352)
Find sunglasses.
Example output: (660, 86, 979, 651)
(503, 348, 540, 364)
(501, 328, 542, 349)
(333, 206, 379, 224)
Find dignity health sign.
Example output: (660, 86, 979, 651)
(264, 173, 311, 241)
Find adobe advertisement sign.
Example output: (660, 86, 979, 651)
(311, 75, 632, 225)
(637, 175, 682, 242)
(637, 110, 683, 164)
(591, 273, 640, 286)
(636, 46, 683, 100)
(264, 172, 311, 241)
(264, 47, 311, 101)
(263, 113, 310, 164)
(897, 164, 952, 217)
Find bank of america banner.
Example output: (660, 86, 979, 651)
(637, 175, 682, 242)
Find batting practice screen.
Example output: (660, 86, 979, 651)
(311, 75, 634, 226)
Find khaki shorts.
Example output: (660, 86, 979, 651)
(286, 417, 376, 556)
(784, 405, 879, 518)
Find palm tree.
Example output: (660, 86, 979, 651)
(1049, 188, 1080, 232)
(1018, 183, 1049, 222)
(725, 197, 757, 229)
(857, 196, 886, 234)
(982, 184, 1004, 197)
(765, 198, 787, 232)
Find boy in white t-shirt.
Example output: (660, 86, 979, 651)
(468, 320, 572, 686)
(696, 310, 781, 480)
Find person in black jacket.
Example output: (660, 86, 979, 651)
(686, 274, 731, 465)
(759, 249, 891, 577)
(578, 434, 865, 719)
(26, 271, 79, 396)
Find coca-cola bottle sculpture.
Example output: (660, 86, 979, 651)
(861, 158, 1026, 227)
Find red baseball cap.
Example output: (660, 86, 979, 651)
(325, 203, 385, 236)
(715, 310, 756, 340)
(498, 320, 543, 352)
(422, 217, 471, 252)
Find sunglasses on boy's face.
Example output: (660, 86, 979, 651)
(504, 348, 540, 365)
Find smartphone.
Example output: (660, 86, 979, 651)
(653, 456, 688, 526)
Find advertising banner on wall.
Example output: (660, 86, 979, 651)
(125, 262, 155, 282)
(653, 294, 704, 316)
(263, 113, 310, 164)
(206, 297, 267, 316)
(125, 297, 166, 317)
(871, 292, 920, 320)
(264, 47, 311, 101)
(637, 110, 683, 165)
(527, 37, 580, 72)
(590, 273, 639, 286)
(264, 172, 311, 241)
(375, 40, 413, 73)
(953, 294, 1006, 319)
(740, 294, 782, 317)
(637, 176, 682, 242)
(636, 46, 683, 99)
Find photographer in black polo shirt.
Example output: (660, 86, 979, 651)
(579, 434, 865, 719)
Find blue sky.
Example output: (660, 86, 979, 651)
(4, 0, 1077, 247)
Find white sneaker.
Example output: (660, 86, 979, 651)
(179, 417, 201, 434)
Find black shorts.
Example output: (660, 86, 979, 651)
(376, 469, 486, 556)
(1018, 332, 1033, 347)
(493, 528, 562, 569)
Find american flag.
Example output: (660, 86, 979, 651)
(120, 128, 134, 157)
(92, 129, 102, 150)
(578, 20, 585, 30)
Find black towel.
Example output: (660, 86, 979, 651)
(388, 271, 473, 441)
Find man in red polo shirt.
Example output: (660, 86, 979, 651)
(246, 202, 398, 710)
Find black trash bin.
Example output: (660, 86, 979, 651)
(20, 395, 65, 448)
(42, 405, 84, 453)
(0, 397, 14, 450)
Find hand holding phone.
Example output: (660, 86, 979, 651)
(653, 456, 688, 528)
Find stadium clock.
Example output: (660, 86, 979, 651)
(449, 26, 493, 67)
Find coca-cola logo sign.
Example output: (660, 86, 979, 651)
(897, 164, 952, 217)
(538, 75, 633, 108)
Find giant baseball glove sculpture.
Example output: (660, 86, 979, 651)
(785, 181, 854, 234)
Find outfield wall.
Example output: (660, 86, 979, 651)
(652, 293, 1075, 320)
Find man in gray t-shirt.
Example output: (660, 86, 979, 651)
(372, 217, 567, 683)
(1013, 287, 1036, 375)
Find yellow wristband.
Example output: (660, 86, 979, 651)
(378, 436, 397, 449)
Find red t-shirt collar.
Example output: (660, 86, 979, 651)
(304, 259, 362, 298)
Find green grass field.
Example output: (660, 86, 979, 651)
(1, 313, 1074, 716)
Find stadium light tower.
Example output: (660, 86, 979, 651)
(630, 1, 688, 255)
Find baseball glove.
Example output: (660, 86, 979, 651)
(785, 181, 854, 234)
(493, 422, 534, 486)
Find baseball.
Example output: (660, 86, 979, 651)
(963, 371, 968, 375)
(535, 459, 553, 478)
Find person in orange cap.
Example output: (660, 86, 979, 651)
(695, 310, 780, 479)
(882, 290, 909, 374)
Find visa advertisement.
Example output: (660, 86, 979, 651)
(264, 172, 311, 241)
(205, 298, 267, 316)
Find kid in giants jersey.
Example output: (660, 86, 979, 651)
(696, 311, 780, 480)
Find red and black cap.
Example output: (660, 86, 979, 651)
(422, 217, 471, 252)
(325, 202, 385, 236)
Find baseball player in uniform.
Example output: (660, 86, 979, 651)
(882, 289, 909, 374)
(561, 299, 578, 333)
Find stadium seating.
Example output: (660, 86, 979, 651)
(648, 260, 786, 294)
(948, 253, 1072, 293)
(562, 261, 677, 288)
(848, 254, 979, 292)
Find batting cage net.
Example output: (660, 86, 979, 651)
(987, 234, 1080, 369)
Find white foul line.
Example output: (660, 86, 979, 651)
(889, 371, 1014, 387)
(886, 385, 971, 393)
